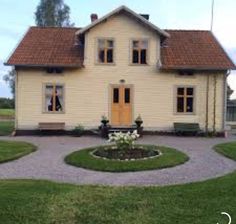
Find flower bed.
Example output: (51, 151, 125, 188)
(93, 145, 160, 160)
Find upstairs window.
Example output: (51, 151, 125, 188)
(132, 40, 148, 64)
(44, 84, 64, 113)
(176, 87, 194, 113)
(98, 39, 114, 64)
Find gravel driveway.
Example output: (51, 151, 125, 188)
(0, 135, 236, 186)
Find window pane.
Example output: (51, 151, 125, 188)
(141, 40, 148, 49)
(125, 88, 130, 103)
(177, 88, 184, 95)
(56, 95, 63, 111)
(133, 40, 139, 48)
(56, 85, 63, 96)
(113, 88, 119, 103)
(99, 50, 105, 63)
(187, 97, 193, 112)
(45, 85, 53, 111)
(46, 95, 52, 111)
(107, 49, 113, 63)
(141, 49, 147, 64)
(132, 50, 139, 63)
(45, 85, 53, 95)
(177, 97, 184, 112)
(187, 88, 194, 96)
(55, 85, 63, 111)
(107, 40, 113, 48)
(98, 39, 105, 48)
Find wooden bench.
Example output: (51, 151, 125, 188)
(38, 122, 65, 131)
(174, 122, 200, 136)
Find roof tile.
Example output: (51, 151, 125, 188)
(161, 30, 235, 70)
(6, 27, 83, 67)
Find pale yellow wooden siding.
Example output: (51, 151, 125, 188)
(15, 13, 225, 131)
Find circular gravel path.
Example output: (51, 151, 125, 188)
(0, 135, 236, 186)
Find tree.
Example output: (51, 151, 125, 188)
(35, 0, 74, 27)
(227, 84, 234, 102)
(3, 68, 16, 98)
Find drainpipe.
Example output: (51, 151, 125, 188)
(223, 70, 230, 132)
(15, 67, 18, 131)
(205, 74, 210, 134)
(213, 74, 217, 133)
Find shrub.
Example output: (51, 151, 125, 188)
(108, 131, 139, 151)
(73, 124, 85, 136)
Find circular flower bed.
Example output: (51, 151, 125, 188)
(65, 144, 189, 172)
(93, 145, 160, 160)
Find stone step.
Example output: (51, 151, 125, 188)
(109, 127, 137, 133)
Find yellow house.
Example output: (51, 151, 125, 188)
(5, 6, 236, 134)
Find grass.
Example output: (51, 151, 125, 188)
(0, 140, 36, 163)
(214, 141, 236, 161)
(0, 172, 236, 223)
(0, 121, 14, 136)
(0, 109, 14, 117)
(65, 145, 189, 172)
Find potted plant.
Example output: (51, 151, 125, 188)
(73, 124, 85, 137)
(101, 115, 109, 126)
(135, 115, 143, 128)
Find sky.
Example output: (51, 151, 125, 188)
(0, 0, 236, 98)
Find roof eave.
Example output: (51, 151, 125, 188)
(160, 66, 236, 72)
(4, 63, 83, 68)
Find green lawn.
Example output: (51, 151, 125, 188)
(0, 109, 14, 117)
(214, 141, 236, 161)
(0, 141, 36, 163)
(0, 121, 14, 136)
(65, 145, 189, 172)
(0, 172, 235, 224)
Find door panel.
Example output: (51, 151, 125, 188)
(111, 88, 120, 126)
(111, 85, 132, 126)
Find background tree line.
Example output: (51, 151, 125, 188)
(0, 98, 14, 109)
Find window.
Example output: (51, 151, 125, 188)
(44, 84, 64, 113)
(113, 88, 119, 103)
(98, 39, 114, 64)
(125, 88, 130, 103)
(132, 40, 148, 64)
(176, 87, 194, 113)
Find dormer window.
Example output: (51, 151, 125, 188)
(132, 39, 148, 64)
(98, 39, 114, 64)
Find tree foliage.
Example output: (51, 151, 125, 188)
(3, 68, 16, 99)
(0, 98, 14, 109)
(35, 0, 74, 27)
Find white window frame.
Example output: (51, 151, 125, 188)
(174, 86, 196, 115)
(43, 83, 65, 114)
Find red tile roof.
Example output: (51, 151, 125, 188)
(5, 27, 235, 71)
(161, 30, 235, 70)
(6, 27, 84, 67)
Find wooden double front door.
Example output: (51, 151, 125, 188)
(111, 85, 133, 126)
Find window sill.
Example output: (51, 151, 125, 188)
(129, 63, 150, 66)
(174, 112, 196, 116)
(95, 63, 116, 66)
(43, 112, 65, 114)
